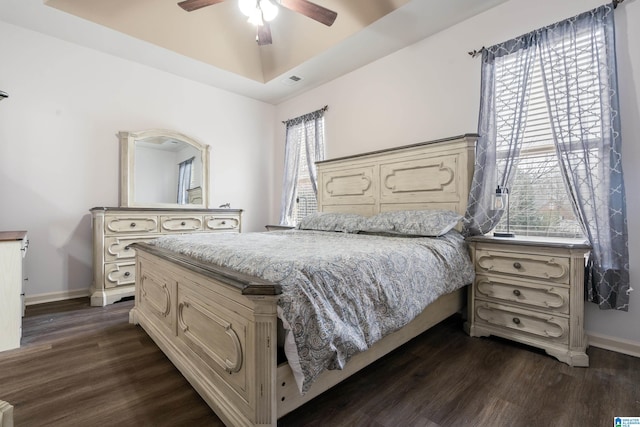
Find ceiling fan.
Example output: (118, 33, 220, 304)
(177, 0, 338, 46)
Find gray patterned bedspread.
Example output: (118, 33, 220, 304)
(150, 229, 474, 393)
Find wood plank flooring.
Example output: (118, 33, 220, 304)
(1, 298, 638, 426)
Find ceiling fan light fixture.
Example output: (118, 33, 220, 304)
(260, 0, 278, 22)
(247, 7, 264, 26)
(240, 0, 277, 26)
(238, 0, 256, 17)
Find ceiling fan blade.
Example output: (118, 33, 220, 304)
(257, 22, 273, 46)
(279, 0, 337, 26)
(178, 0, 225, 12)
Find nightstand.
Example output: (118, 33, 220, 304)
(464, 235, 591, 367)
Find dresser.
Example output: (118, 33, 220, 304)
(90, 207, 242, 306)
(465, 235, 591, 366)
(0, 231, 28, 353)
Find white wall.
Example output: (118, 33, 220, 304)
(274, 0, 640, 344)
(0, 22, 276, 300)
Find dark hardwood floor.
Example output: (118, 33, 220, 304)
(1, 298, 638, 426)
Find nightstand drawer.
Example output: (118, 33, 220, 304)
(475, 274, 569, 315)
(474, 301, 569, 345)
(475, 248, 570, 284)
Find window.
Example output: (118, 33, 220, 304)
(280, 108, 326, 226)
(491, 30, 605, 239)
(469, 5, 629, 310)
(176, 156, 194, 205)
(292, 139, 320, 224)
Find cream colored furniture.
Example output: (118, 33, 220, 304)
(90, 207, 242, 306)
(465, 235, 591, 366)
(0, 231, 28, 353)
(91, 128, 241, 306)
(118, 129, 210, 209)
(0, 400, 14, 427)
(129, 134, 478, 426)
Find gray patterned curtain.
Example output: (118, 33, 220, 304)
(539, 4, 629, 310)
(463, 38, 537, 235)
(464, 3, 630, 310)
(177, 156, 194, 204)
(279, 107, 326, 226)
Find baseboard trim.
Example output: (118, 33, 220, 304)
(25, 289, 90, 306)
(588, 332, 640, 358)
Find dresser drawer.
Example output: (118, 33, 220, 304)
(474, 301, 569, 345)
(160, 215, 203, 232)
(105, 263, 136, 288)
(204, 215, 240, 232)
(475, 274, 569, 315)
(105, 235, 158, 262)
(106, 216, 158, 235)
(475, 248, 570, 284)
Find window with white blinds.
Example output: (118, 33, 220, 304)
(290, 117, 324, 224)
(292, 141, 320, 224)
(492, 32, 604, 239)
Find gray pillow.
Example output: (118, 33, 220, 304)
(296, 212, 367, 233)
(361, 209, 462, 237)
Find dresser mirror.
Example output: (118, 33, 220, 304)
(119, 129, 210, 208)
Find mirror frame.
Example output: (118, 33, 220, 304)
(118, 129, 210, 208)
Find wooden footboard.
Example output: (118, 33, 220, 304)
(129, 245, 281, 427)
(129, 244, 465, 426)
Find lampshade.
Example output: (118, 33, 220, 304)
(492, 185, 508, 211)
(492, 185, 515, 237)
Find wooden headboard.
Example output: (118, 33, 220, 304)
(317, 134, 478, 216)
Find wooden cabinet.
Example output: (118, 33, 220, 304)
(90, 207, 242, 306)
(0, 231, 28, 353)
(465, 235, 591, 367)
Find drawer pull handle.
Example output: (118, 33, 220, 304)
(513, 289, 521, 297)
(221, 221, 226, 225)
(512, 317, 521, 325)
(181, 221, 186, 226)
(513, 262, 522, 269)
(124, 246, 131, 251)
(124, 272, 131, 277)
(130, 222, 136, 228)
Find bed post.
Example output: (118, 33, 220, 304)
(247, 295, 279, 427)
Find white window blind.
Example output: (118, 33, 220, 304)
(492, 32, 603, 239)
(292, 142, 319, 224)
(290, 117, 324, 224)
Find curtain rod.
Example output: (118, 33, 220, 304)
(467, 0, 625, 58)
(282, 105, 328, 124)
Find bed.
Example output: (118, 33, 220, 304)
(128, 133, 478, 426)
